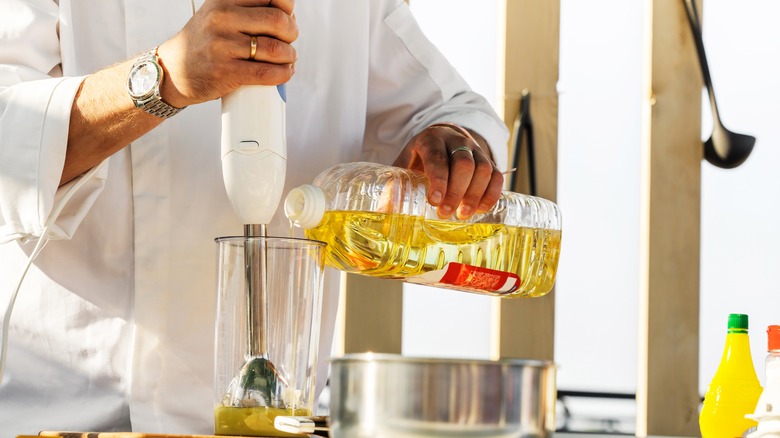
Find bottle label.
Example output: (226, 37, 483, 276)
(406, 262, 521, 294)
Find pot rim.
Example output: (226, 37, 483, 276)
(332, 352, 555, 369)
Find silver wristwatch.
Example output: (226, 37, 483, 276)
(127, 48, 185, 119)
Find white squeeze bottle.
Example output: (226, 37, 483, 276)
(747, 325, 780, 438)
(283, 162, 562, 298)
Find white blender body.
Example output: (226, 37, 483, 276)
(221, 85, 287, 225)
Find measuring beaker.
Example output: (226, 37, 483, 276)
(213, 236, 326, 436)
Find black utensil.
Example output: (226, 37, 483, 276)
(510, 89, 536, 195)
(683, 0, 755, 169)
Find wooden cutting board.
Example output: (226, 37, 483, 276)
(18, 433, 281, 438)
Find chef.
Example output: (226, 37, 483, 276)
(0, 0, 509, 434)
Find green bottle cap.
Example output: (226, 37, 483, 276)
(728, 313, 749, 333)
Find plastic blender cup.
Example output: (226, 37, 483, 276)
(213, 236, 325, 436)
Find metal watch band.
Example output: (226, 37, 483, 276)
(138, 97, 184, 119)
(130, 48, 186, 119)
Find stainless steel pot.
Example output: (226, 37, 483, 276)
(327, 353, 556, 438)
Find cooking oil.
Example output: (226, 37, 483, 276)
(303, 211, 561, 297)
(214, 405, 311, 437)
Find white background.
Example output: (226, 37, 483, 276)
(403, 0, 780, 399)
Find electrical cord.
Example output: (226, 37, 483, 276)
(0, 164, 101, 385)
(0, 228, 49, 384)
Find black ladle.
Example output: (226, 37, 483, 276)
(682, 0, 755, 169)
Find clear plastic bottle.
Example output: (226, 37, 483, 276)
(764, 326, 780, 390)
(746, 325, 780, 438)
(283, 162, 562, 298)
(764, 325, 780, 390)
(700, 313, 763, 438)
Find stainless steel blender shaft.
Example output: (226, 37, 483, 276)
(245, 223, 268, 357)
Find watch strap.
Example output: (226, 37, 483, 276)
(138, 97, 185, 119)
(130, 47, 186, 119)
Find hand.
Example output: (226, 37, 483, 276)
(393, 123, 504, 220)
(156, 0, 298, 108)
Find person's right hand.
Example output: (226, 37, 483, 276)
(156, 0, 298, 109)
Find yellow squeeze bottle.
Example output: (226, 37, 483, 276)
(700, 313, 762, 437)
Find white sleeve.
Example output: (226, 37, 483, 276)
(0, 0, 108, 243)
(363, 0, 510, 171)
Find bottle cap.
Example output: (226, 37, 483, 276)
(768, 325, 780, 351)
(727, 313, 749, 333)
(284, 184, 327, 229)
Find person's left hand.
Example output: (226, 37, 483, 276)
(393, 124, 504, 220)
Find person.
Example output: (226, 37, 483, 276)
(0, 0, 509, 434)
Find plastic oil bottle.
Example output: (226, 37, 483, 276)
(283, 162, 562, 298)
(700, 313, 763, 438)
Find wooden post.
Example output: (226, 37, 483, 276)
(495, 0, 560, 361)
(340, 273, 403, 354)
(637, 0, 702, 436)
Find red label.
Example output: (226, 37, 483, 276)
(407, 263, 521, 295)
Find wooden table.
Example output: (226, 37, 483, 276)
(19, 432, 690, 438)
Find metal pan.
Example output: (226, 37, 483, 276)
(326, 353, 556, 438)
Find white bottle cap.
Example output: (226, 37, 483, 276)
(284, 184, 326, 229)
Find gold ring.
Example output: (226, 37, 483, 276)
(449, 146, 473, 157)
(249, 36, 258, 60)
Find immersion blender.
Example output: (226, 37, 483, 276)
(221, 84, 287, 407)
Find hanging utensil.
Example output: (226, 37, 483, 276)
(509, 89, 537, 195)
(682, 0, 755, 169)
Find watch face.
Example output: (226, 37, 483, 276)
(128, 60, 161, 99)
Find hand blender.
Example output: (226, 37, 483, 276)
(221, 84, 287, 407)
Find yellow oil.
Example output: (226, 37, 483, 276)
(303, 211, 561, 297)
(214, 406, 312, 437)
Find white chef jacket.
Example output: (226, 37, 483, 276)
(0, 0, 509, 434)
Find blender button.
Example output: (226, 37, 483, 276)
(237, 141, 260, 152)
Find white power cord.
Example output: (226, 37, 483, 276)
(0, 229, 50, 383)
(0, 164, 101, 385)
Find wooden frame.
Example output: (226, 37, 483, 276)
(340, 273, 403, 354)
(494, 0, 560, 362)
(637, 0, 702, 435)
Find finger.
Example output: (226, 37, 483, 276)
(438, 146, 475, 219)
(233, 0, 295, 16)
(455, 151, 495, 219)
(476, 166, 504, 213)
(201, 33, 295, 84)
(228, 60, 295, 85)
(404, 131, 450, 207)
(229, 5, 299, 43)
(232, 34, 296, 63)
